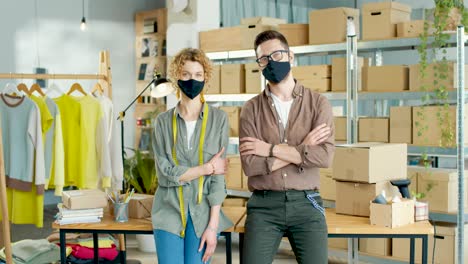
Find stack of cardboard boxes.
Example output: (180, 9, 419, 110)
(333, 142, 408, 257)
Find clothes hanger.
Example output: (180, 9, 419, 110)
(3, 73, 21, 97)
(46, 74, 64, 98)
(91, 82, 104, 96)
(17, 75, 30, 96)
(29, 83, 46, 96)
(66, 82, 87, 96)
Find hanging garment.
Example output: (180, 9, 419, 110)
(70, 95, 111, 189)
(0, 94, 45, 227)
(54, 94, 82, 187)
(43, 96, 65, 195)
(95, 95, 123, 190)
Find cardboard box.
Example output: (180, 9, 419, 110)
(62, 189, 108, 210)
(362, 65, 409, 92)
(223, 198, 246, 207)
(240, 24, 278, 50)
(362, 2, 411, 40)
(333, 143, 407, 183)
(241, 170, 249, 191)
(334, 116, 347, 142)
(293, 65, 331, 92)
(358, 117, 390, 143)
(407, 166, 421, 195)
(244, 63, 263, 94)
(390, 106, 412, 144)
(226, 155, 242, 189)
(335, 181, 395, 217)
(319, 168, 335, 200)
(397, 20, 426, 38)
(219, 106, 240, 137)
(128, 194, 153, 219)
(370, 199, 415, 228)
(309, 8, 360, 44)
(417, 167, 468, 213)
(409, 62, 468, 91)
(221, 64, 245, 94)
(206, 65, 221, 94)
(394, 223, 468, 264)
(331, 57, 369, 92)
(199, 27, 242, 52)
(359, 238, 391, 257)
(241, 17, 286, 26)
(278, 24, 308, 46)
(328, 238, 348, 250)
(412, 105, 468, 147)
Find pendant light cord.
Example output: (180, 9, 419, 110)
(34, 0, 41, 67)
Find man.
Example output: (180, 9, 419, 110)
(239, 30, 335, 264)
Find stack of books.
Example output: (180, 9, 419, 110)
(55, 204, 104, 225)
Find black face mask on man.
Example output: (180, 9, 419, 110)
(177, 79, 205, 99)
(262, 60, 291, 84)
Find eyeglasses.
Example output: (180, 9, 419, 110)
(255, 50, 290, 67)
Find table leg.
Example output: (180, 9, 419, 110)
(239, 233, 245, 264)
(422, 235, 428, 264)
(222, 232, 232, 264)
(347, 238, 353, 264)
(353, 238, 359, 264)
(410, 237, 415, 264)
(93, 232, 99, 263)
(119, 234, 127, 264)
(59, 230, 66, 264)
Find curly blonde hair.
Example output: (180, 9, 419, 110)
(169, 48, 213, 103)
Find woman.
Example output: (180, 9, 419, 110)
(151, 48, 232, 264)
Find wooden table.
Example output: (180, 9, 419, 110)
(52, 206, 246, 264)
(235, 209, 434, 264)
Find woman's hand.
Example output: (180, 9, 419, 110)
(199, 226, 218, 263)
(207, 147, 227, 175)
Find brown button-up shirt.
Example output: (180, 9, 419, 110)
(239, 80, 335, 191)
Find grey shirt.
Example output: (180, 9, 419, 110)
(151, 103, 233, 237)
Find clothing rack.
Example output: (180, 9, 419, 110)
(0, 50, 112, 263)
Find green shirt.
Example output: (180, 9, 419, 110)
(151, 103, 233, 237)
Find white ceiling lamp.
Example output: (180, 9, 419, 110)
(171, 0, 189, 13)
(80, 0, 87, 31)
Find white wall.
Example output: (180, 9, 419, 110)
(0, 0, 164, 149)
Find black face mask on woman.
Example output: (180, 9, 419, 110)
(262, 60, 291, 84)
(177, 79, 205, 99)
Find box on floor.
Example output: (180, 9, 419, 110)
(292, 65, 331, 92)
(393, 223, 468, 264)
(319, 168, 335, 201)
(358, 117, 389, 143)
(331, 57, 370, 92)
(219, 106, 240, 137)
(390, 106, 412, 144)
(362, 2, 411, 40)
(412, 105, 468, 147)
(226, 155, 242, 189)
(409, 62, 468, 91)
(359, 238, 391, 257)
(334, 116, 347, 142)
(335, 181, 397, 217)
(244, 63, 263, 94)
(333, 143, 407, 183)
(309, 7, 360, 44)
(362, 65, 409, 92)
(221, 64, 245, 94)
(416, 167, 468, 213)
(370, 199, 415, 228)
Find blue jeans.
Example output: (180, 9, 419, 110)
(154, 213, 209, 264)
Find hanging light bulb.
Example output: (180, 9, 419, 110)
(80, 0, 87, 31)
(80, 17, 87, 31)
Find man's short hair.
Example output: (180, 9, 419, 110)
(254, 30, 290, 54)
